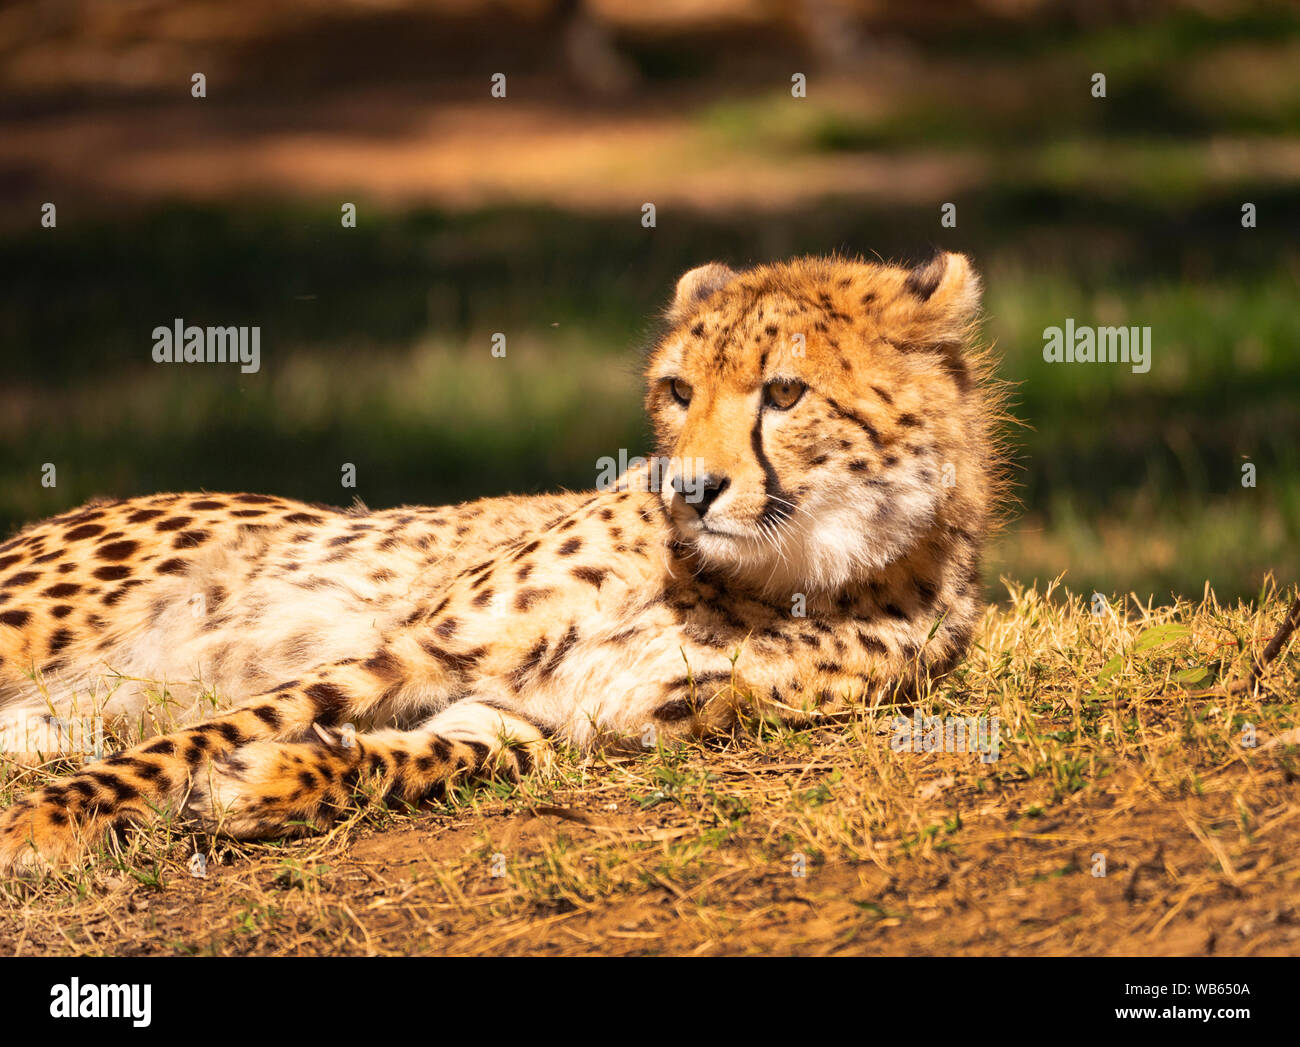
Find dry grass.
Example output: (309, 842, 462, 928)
(1, 579, 1297, 956)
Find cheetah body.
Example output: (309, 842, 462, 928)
(0, 252, 1004, 869)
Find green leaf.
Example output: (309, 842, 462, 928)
(1173, 664, 1212, 687)
(1097, 654, 1123, 683)
(1133, 623, 1190, 653)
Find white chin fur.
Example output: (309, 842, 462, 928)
(677, 475, 940, 597)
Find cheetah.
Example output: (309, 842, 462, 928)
(0, 251, 1006, 871)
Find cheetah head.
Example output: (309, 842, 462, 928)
(643, 252, 997, 596)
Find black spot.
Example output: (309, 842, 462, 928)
(538, 625, 579, 680)
(195, 721, 245, 745)
(513, 588, 551, 612)
(154, 516, 192, 533)
(253, 705, 283, 729)
(97, 539, 138, 561)
(856, 630, 889, 656)
(824, 396, 883, 447)
(64, 524, 105, 541)
(363, 651, 400, 679)
(87, 771, 139, 803)
(512, 540, 540, 561)
(653, 698, 695, 722)
(557, 537, 582, 556)
(93, 565, 131, 581)
(0, 609, 30, 628)
(305, 682, 349, 724)
(511, 638, 549, 688)
(102, 582, 143, 606)
(572, 565, 607, 587)
(420, 643, 486, 673)
(173, 530, 210, 549)
(3, 571, 39, 588)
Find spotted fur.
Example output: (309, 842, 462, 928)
(0, 252, 1007, 870)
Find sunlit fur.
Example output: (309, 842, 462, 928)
(646, 253, 1006, 597)
(0, 252, 1009, 871)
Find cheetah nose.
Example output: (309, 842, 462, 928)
(674, 472, 730, 518)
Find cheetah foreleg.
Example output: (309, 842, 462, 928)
(0, 652, 429, 872)
(185, 701, 550, 840)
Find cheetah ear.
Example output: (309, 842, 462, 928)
(667, 263, 737, 323)
(901, 251, 982, 343)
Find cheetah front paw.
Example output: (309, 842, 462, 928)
(185, 736, 359, 839)
(0, 793, 81, 875)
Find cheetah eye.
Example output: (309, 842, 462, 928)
(669, 378, 693, 407)
(763, 379, 805, 410)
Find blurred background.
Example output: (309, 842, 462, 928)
(0, 0, 1296, 603)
